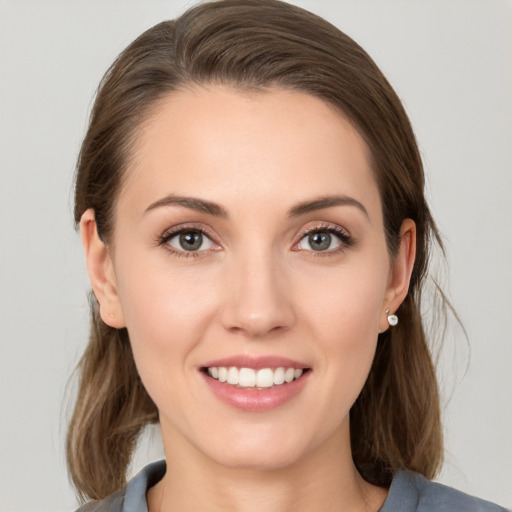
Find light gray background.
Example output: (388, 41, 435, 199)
(1, 1, 511, 510)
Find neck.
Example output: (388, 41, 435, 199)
(147, 424, 387, 512)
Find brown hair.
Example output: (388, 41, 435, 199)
(68, 0, 444, 501)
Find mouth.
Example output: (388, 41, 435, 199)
(200, 357, 312, 411)
(202, 366, 310, 389)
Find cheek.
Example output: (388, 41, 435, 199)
(113, 259, 225, 422)
(303, 258, 388, 339)
(114, 254, 221, 367)
(299, 256, 388, 392)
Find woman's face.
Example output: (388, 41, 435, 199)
(84, 86, 413, 470)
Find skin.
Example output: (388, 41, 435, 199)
(81, 86, 416, 511)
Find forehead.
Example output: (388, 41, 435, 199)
(121, 86, 381, 220)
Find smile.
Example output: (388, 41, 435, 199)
(201, 356, 311, 411)
(206, 366, 305, 388)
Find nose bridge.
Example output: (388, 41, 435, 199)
(221, 243, 295, 338)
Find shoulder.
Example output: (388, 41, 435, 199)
(75, 487, 125, 512)
(74, 460, 166, 512)
(381, 470, 508, 512)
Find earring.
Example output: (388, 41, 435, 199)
(386, 309, 398, 326)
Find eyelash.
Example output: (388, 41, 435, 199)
(157, 223, 217, 259)
(156, 222, 354, 259)
(295, 223, 355, 257)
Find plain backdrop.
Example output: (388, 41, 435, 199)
(0, 0, 511, 510)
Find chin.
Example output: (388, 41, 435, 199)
(209, 444, 305, 472)
(195, 424, 328, 472)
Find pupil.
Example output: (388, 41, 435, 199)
(309, 232, 331, 251)
(179, 231, 202, 251)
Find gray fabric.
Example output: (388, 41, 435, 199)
(75, 461, 165, 512)
(379, 470, 507, 512)
(76, 487, 126, 512)
(76, 460, 508, 511)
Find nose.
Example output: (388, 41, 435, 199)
(220, 249, 296, 339)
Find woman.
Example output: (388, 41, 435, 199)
(67, 1, 507, 510)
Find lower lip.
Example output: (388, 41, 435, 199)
(201, 371, 310, 412)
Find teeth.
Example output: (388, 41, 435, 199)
(206, 366, 306, 388)
(273, 367, 285, 385)
(239, 368, 256, 387)
(284, 368, 295, 383)
(227, 367, 239, 385)
(218, 367, 227, 383)
(256, 368, 273, 388)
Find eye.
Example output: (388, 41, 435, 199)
(295, 226, 353, 253)
(162, 228, 217, 254)
(297, 231, 341, 251)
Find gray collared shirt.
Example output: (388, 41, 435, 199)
(76, 460, 508, 512)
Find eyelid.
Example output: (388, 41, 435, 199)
(157, 223, 221, 257)
(155, 221, 354, 258)
(160, 222, 217, 239)
(292, 222, 354, 254)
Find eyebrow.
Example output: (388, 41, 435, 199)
(287, 195, 369, 219)
(145, 195, 228, 217)
(144, 193, 368, 219)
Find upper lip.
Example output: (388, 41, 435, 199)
(201, 355, 310, 370)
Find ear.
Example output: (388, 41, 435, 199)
(80, 209, 126, 328)
(378, 219, 416, 333)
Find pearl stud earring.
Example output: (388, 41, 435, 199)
(386, 309, 398, 326)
